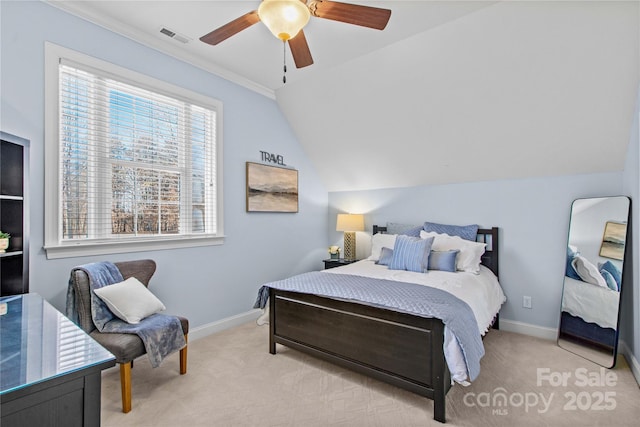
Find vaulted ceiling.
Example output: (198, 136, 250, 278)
(48, 1, 640, 192)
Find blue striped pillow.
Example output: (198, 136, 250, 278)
(428, 250, 459, 272)
(389, 235, 434, 273)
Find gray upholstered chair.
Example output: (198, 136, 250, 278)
(68, 259, 188, 413)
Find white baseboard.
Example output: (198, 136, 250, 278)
(188, 309, 262, 341)
(499, 318, 558, 340)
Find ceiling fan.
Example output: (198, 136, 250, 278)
(199, 0, 392, 69)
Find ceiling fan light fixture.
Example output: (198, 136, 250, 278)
(258, 0, 311, 41)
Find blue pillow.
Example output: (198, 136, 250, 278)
(376, 247, 394, 266)
(400, 226, 423, 237)
(423, 221, 479, 241)
(428, 250, 459, 272)
(389, 235, 434, 273)
(386, 223, 422, 237)
(600, 269, 618, 291)
(566, 246, 581, 280)
(598, 260, 622, 289)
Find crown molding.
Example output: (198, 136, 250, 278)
(43, 0, 276, 99)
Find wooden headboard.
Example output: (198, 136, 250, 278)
(372, 225, 499, 279)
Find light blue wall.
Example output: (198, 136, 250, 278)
(0, 1, 328, 327)
(329, 173, 625, 330)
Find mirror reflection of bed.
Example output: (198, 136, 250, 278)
(558, 196, 630, 367)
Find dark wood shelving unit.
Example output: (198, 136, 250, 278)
(1, 131, 29, 296)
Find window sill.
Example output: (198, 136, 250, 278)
(44, 235, 224, 260)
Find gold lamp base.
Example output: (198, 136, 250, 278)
(343, 231, 356, 261)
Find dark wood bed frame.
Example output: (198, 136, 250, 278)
(268, 226, 500, 423)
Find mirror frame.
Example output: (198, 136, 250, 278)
(557, 196, 631, 368)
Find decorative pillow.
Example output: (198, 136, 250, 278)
(565, 246, 582, 280)
(367, 233, 397, 261)
(420, 231, 486, 274)
(389, 235, 434, 273)
(93, 277, 166, 324)
(387, 222, 422, 237)
(598, 260, 622, 289)
(428, 250, 459, 272)
(571, 256, 607, 288)
(423, 221, 479, 242)
(600, 269, 618, 292)
(375, 247, 394, 266)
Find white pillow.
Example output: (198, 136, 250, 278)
(93, 277, 166, 324)
(572, 256, 607, 288)
(367, 233, 397, 261)
(420, 230, 486, 274)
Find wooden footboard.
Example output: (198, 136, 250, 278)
(269, 288, 452, 423)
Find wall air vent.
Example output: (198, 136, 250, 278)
(159, 27, 190, 44)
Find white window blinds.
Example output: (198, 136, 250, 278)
(58, 60, 218, 243)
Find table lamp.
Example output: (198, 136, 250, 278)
(336, 214, 364, 261)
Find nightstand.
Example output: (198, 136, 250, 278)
(323, 258, 358, 270)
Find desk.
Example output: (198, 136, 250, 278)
(1, 293, 115, 427)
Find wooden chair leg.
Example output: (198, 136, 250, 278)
(180, 334, 188, 375)
(120, 362, 132, 413)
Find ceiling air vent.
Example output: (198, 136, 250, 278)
(159, 27, 190, 44)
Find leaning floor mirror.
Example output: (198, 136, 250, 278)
(558, 196, 631, 367)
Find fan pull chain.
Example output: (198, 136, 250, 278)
(283, 41, 287, 84)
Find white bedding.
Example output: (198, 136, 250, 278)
(326, 260, 506, 335)
(561, 276, 619, 329)
(324, 260, 506, 384)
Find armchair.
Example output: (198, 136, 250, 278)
(67, 259, 188, 413)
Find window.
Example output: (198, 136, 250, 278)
(45, 44, 223, 259)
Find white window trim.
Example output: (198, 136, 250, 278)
(44, 42, 224, 259)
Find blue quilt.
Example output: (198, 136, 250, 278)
(66, 262, 185, 368)
(254, 271, 484, 381)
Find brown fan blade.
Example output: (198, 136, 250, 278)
(309, 0, 391, 30)
(200, 11, 260, 45)
(288, 30, 314, 68)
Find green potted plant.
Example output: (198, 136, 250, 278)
(0, 231, 10, 253)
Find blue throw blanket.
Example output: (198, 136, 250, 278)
(66, 262, 186, 368)
(254, 271, 485, 381)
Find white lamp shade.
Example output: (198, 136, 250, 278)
(336, 214, 365, 232)
(258, 0, 311, 41)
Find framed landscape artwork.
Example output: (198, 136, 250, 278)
(246, 162, 298, 213)
(599, 221, 627, 261)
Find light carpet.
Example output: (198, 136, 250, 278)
(100, 322, 640, 426)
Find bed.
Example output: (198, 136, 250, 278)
(258, 226, 504, 423)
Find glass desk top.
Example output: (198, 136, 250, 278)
(0, 293, 115, 394)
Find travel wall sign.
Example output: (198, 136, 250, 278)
(260, 151, 286, 166)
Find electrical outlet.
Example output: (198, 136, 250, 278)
(523, 296, 532, 309)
